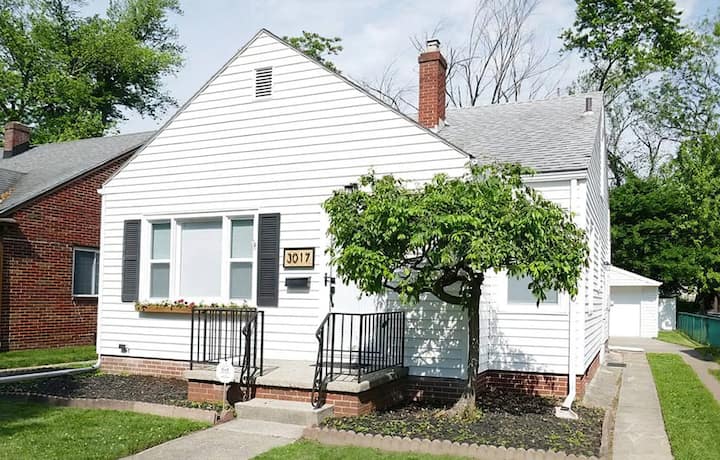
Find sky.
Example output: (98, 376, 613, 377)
(81, 0, 717, 134)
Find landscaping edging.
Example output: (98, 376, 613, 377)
(303, 426, 603, 460)
(0, 393, 230, 425)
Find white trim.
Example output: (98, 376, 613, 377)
(608, 265, 662, 287)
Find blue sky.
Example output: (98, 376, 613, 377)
(82, 0, 717, 134)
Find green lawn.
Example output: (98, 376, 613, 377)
(647, 353, 720, 460)
(0, 345, 96, 369)
(656, 331, 720, 382)
(0, 399, 208, 460)
(656, 330, 703, 348)
(255, 440, 466, 460)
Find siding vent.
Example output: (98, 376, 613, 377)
(255, 67, 273, 98)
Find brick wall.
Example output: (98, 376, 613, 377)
(0, 154, 130, 351)
(101, 355, 189, 379)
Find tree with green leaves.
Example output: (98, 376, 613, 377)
(323, 164, 588, 413)
(610, 176, 695, 296)
(672, 134, 720, 310)
(283, 31, 343, 72)
(611, 133, 720, 310)
(0, 0, 183, 143)
(561, 0, 693, 96)
(562, 0, 696, 185)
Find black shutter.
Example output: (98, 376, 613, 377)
(121, 220, 141, 302)
(257, 213, 280, 307)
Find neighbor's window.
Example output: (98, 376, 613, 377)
(73, 248, 99, 296)
(150, 222, 170, 298)
(230, 219, 254, 300)
(507, 275, 558, 304)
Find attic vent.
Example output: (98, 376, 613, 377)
(255, 67, 273, 98)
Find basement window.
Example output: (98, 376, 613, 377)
(254, 67, 273, 98)
(73, 248, 99, 297)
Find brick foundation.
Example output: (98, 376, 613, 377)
(187, 380, 244, 404)
(100, 355, 189, 379)
(102, 353, 602, 414)
(254, 379, 406, 417)
(478, 351, 602, 398)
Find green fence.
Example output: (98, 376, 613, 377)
(678, 312, 720, 347)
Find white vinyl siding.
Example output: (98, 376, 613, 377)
(98, 31, 468, 363)
(583, 112, 610, 369)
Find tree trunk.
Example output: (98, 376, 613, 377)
(450, 282, 482, 416)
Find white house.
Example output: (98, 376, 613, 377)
(96, 29, 609, 414)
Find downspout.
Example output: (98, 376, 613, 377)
(556, 178, 579, 420)
(0, 356, 100, 384)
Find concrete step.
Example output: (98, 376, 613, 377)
(217, 418, 305, 439)
(235, 398, 334, 426)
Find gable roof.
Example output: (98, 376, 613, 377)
(435, 92, 603, 174)
(609, 265, 662, 287)
(0, 131, 153, 215)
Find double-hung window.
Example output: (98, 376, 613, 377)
(73, 248, 99, 297)
(150, 222, 171, 298)
(145, 216, 256, 302)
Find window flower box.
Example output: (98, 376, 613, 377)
(135, 300, 255, 314)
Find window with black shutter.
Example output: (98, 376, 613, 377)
(256, 213, 280, 307)
(121, 220, 141, 302)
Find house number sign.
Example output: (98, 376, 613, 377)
(283, 248, 315, 268)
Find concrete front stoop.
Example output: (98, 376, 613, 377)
(235, 398, 334, 426)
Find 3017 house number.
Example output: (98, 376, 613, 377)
(283, 248, 315, 268)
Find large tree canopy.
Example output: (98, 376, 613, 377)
(561, 0, 693, 95)
(0, 0, 183, 143)
(323, 164, 588, 410)
(611, 133, 720, 309)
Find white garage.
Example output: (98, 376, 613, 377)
(609, 266, 662, 338)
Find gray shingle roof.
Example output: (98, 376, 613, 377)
(0, 131, 153, 214)
(437, 92, 603, 173)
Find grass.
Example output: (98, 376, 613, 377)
(656, 331, 720, 382)
(0, 399, 208, 460)
(0, 345, 96, 369)
(647, 353, 720, 460)
(656, 330, 703, 348)
(254, 439, 466, 460)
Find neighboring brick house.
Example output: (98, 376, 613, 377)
(0, 122, 152, 351)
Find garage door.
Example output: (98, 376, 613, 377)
(610, 287, 642, 337)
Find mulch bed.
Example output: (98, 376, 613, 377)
(322, 390, 604, 457)
(0, 372, 220, 411)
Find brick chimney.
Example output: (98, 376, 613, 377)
(418, 39, 447, 130)
(3, 122, 31, 158)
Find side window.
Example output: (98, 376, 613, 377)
(230, 219, 254, 300)
(73, 248, 99, 296)
(507, 275, 558, 304)
(150, 222, 170, 298)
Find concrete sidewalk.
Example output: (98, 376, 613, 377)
(612, 351, 673, 460)
(123, 419, 303, 460)
(611, 336, 720, 402)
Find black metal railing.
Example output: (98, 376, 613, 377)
(190, 308, 264, 399)
(311, 311, 405, 408)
